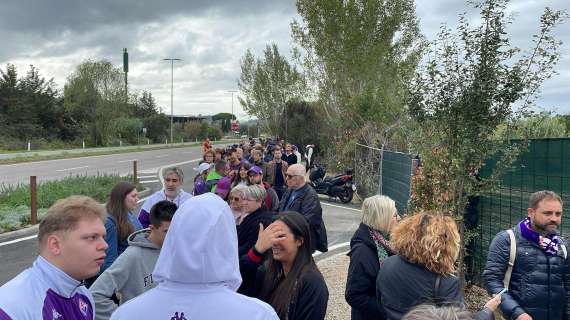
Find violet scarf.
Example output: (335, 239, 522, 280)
(519, 217, 561, 256)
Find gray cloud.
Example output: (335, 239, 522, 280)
(0, 0, 568, 116)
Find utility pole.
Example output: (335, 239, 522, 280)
(163, 58, 181, 144)
(123, 48, 128, 105)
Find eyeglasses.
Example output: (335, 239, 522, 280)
(285, 173, 301, 179)
(229, 197, 242, 202)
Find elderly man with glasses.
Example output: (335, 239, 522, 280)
(278, 163, 328, 253)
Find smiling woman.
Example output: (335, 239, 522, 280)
(255, 211, 329, 320)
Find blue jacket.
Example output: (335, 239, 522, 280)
(102, 212, 142, 273)
(0, 256, 95, 319)
(483, 226, 570, 320)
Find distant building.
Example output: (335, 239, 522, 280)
(171, 115, 212, 124)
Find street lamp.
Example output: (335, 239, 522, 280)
(164, 58, 181, 144)
(227, 90, 238, 135)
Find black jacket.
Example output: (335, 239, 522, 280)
(237, 208, 274, 296)
(376, 255, 462, 320)
(345, 223, 386, 320)
(256, 266, 329, 320)
(483, 226, 570, 320)
(278, 183, 328, 252)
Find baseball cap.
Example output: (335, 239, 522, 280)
(194, 162, 211, 174)
(248, 166, 263, 175)
(215, 176, 232, 198)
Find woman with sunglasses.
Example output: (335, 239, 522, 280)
(235, 185, 275, 296)
(255, 211, 329, 320)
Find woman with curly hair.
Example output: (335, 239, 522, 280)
(376, 212, 462, 320)
(345, 195, 399, 320)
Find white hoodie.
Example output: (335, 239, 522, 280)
(110, 193, 278, 320)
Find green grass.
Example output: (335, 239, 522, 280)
(0, 174, 139, 232)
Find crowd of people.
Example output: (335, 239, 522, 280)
(0, 136, 567, 320)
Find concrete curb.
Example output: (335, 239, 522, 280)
(314, 243, 351, 262)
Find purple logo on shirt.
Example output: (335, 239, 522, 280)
(42, 289, 93, 320)
(171, 312, 188, 320)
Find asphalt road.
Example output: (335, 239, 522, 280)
(0, 145, 206, 187)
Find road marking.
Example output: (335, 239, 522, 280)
(139, 169, 157, 174)
(321, 202, 360, 212)
(156, 154, 169, 158)
(55, 166, 89, 172)
(140, 180, 160, 184)
(138, 175, 156, 179)
(0, 235, 37, 247)
(313, 241, 350, 258)
(117, 159, 137, 163)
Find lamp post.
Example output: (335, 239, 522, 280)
(164, 58, 181, 144)
(227, 90, 238, 135)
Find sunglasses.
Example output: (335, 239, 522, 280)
(285, 173, 301, 179)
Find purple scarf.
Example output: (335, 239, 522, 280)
(519, 217, 561, 256)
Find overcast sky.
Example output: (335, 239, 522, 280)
(1, 0, 568, 119)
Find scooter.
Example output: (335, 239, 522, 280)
(309, 164, 355, 203)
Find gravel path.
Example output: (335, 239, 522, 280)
(317, 252, 351, 320)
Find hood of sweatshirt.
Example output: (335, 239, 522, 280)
(152, 193, 242, 291)
(127, 228, 160, 250)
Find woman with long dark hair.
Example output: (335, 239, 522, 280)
(102, 181, 143, 273)
(232, 161, 252, 189)
(256, 211, 329, 320)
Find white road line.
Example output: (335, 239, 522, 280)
(140, 180, 160, 184)
(117, 159, 138, 163)
(313, 241, 350, 257)
(55, 165, 89, 172)
(138, 170, 157, 174)
(321, 202, 360, 212)
(0, 235, 37, 247)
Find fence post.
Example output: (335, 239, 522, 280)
(30, 176, 38, 225)
(133, 160, 138, 184)
(27, 141, 31, 152)
(147, 139, 150, 145)
(82, 140, 85, 149)
(379, 144, 384, 194)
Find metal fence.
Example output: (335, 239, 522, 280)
(354, 143, 414, 214)
(470, 138, 570, 285)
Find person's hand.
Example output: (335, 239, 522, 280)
(516, 313, 532, 320)
(254, 223, 287, 253)
(483, 294, 501, 312)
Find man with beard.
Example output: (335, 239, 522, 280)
(248, 166, 279, 212)
(138, 167, 192, 228)
(484, 190, 570, 320)
(263, 146, 288, 200)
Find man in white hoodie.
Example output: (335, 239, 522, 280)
(90, 200, 177, 320)
(110, 193, 278, 320)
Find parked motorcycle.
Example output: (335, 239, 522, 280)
(309, 164, 355, 203)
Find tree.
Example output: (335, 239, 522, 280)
(63, 60, 126, 146)
(291, 0, 424, 147)
(212, 113, 236, 133)
(494, 112, 568, 139)
(238, 43, 307, 137)
(407, 0, 566, 286)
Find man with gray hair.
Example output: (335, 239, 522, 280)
(484, 190, 570, 320)
(138, 166, 192, 228)
(278, 163, 328, 253)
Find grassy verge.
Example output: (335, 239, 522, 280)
(0, 174, 140, 232)
(0, 139, 240, 165)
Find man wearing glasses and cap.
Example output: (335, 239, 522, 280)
(278, 163, 328, 253)
(247, 166, 279, 212)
